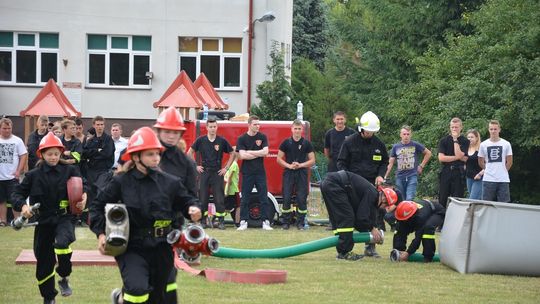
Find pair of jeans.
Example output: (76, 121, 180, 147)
(395, 174, 418, 201)
(466, 177, 483, 200)
(240, 173, 270, 221)
(482, 181, 510, 203)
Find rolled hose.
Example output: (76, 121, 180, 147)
(213, 232, 376, 259)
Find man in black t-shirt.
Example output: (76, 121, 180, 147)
(277, 119, 315, 230)
(437, 117, 469, 209)
(236, 115, 273, 231)
(188, 117, 235, 229)
(324, 111, 355, 172)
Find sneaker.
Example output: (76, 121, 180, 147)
(58, 277, 72, 297)
(282, 223, 290, 230)
(237, 220, 248, 231)
(262, 220, 273, 230)
(336, 251, 364, 261)
(297, 224, 305, 230)
(110, 288, 122, 304)
(364, 244, 381, 258)
(43, 299, 56, 304)
(217, 221, 225, 230)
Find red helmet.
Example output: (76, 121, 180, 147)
(153, 107, 186, 131)
(380, 187, 398, 206)
(37, 132, 64, 158)
(121, 127, 164, 161)
(395, 201, 418, 221)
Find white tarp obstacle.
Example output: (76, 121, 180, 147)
(440, 197, 540, 276)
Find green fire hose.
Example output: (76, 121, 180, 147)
(213, 232, 374, 259)
(407, 253, 440, 262)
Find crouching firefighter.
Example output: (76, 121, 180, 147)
(11, 132, 88, 304)
(320, 170, 398, 260)
(90, 127, 201, 304)
(391, 200, 445, 263)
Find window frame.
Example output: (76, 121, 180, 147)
(0, 31, 59, 86)
(178, 37, 242, 91)
(86, 34, 152, 89)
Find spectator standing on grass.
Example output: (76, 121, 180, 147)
(188, 117, 235, 230)
(11, 132, 88, 304)
(384, 125, 432, 201)
(111, 123, 128, 170)
(465, 129, 483, 200)
(277, 119, 315, 230)
(337, 111, 388, 258)
(324, 111, 355, 173)
(478, 120, 513, 203)
(27, 115, 49, 170)
(236, 115, 273, 231)
(0, 118, 27, 226)
(60, 119, 83, 167)
(224, 156, 240, 226)
(437, 117, 469, 208)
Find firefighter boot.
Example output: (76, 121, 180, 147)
(58, 277, 72, 296)
(217, 216, 225, 230)
(296, 213, 306, 230)
(281, 213, 290, 230)
(364, 243, 381, 258)
(336, 251, 364, 261)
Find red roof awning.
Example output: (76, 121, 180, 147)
(153, 71, 205, 109)
(194, 73, 229, 110)
(20, 79, 81, 117)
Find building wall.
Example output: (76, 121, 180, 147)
(0, 0, 292, 120)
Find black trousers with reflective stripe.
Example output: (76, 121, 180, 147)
(34, 216, 75, 300)
(199, 170, 225, 215)
(116, 242, 173, 304)
(282, 170, 308, 224)
(165, 268, 177, 304)
(420, 214, 443, 261)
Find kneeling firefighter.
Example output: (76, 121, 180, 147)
(90, 127, 201, 304)
(321, 170, 398, 261)
(392, 200, 445, 262)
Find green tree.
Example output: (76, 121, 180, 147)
(293, 0, 330, 70)
(397, 0, 540, 203)
(252, 42, 294, 120)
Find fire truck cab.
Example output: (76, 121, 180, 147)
(183, 117, 311, 226)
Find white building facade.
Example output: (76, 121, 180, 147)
(0, 0, 293, 119)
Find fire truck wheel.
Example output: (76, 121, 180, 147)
(246, 193, 277, 228)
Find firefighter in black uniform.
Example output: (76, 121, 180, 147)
(392, 200, 445, 262)
(12, 132, 88, 304)
(90, 127, 201, 304)
(155, 107, 198, 197)
(337, 111, 389, 257)
(188, 116, 235, 229)
(321, 170, 397, 261)
(277, 119, 315, 230)
(60, 119, 83, 167)
(154, 106, 198, 303)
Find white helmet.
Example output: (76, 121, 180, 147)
(358, 111, 380, 132)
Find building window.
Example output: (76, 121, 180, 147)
(178, 37, 242, 90)
(87, 34, 151, 87)
(0, 32, 58, 85)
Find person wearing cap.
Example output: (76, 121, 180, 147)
(336, 111, 389, 257)
(392, 200, 445, 263)
(89, 127, 201, 304)
(321, 170, 397, 261)
(11, 132, 88, 304)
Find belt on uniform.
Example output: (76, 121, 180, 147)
(137, 226, 172, 238)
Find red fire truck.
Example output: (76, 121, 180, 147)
(183, 118, 311, 226)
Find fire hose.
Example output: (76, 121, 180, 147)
(212, 231, 382, 259)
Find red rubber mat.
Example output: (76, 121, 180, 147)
(15, 250, 116, 266)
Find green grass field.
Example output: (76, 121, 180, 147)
(1, 224, 539, 304)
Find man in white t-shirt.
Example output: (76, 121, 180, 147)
(0, 118, 28, 225)
(478, 120, 513, 203)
